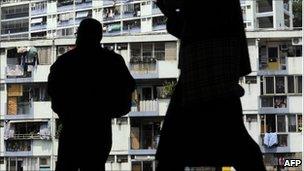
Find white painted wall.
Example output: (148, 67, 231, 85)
(158, 61, 178, 78)
(241, 82, 259, 112)
(158, 99, 169, 116)
(288, 133, 302, 152)
(288, 96, 302, 113)
(141, 18, 152, 33)
(32, 102, 52, 119)
(244, 118, 260, 143)
(273, 0, 285, 29)
(0, 50, 7, 80)
(140, 1, 152, 16)
(287, 57, 302, 75)
(32, 65, 51, 82)
(32, 140, 52, 156)
(111, 122, 130, 152)
(47, 2, 57, 30)
(247, 39, 258, 72)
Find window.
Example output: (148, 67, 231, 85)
(245, 76, 257, 84)
(296, 76, 302, 93)
(261, 96, 273, 107)
(154, 43, 165, 60)
(257, 0, 273, 13)
(287, 76, 295, 93)
(278, 134, 288, 147)
(57, 28, 74, 37)
(130, 43, 141, 61)
(288, 115, 297, 132)
(246, 115, 257, 122)
(258, 16, 274, 28)
(117, 155, 128, 163)
(275, 76, 285, 94)
(142, 43, 153, 58)
(1, 19, 29, 34)
(268, 47, 278, 61)
(298, 115, 302, 132)
(265, 77, 274, 94)
(266, 115, 276, 132)
(260, 115, 265, 133)
(277, 115, 286, 132)
(37, 47, 52, 65)
(274, 96, 287, 108)
(287, 45, 302, 57)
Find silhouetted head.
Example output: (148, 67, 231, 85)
(76, 18, 103, 48)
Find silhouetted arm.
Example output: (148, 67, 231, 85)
(111, 53, 136, 118)
(47, 60, 66, 116)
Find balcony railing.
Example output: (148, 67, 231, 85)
(131, 100, 158, 112)
(31, 8, 47, 16)
(75, 1, 92, 9)
(31, 24, 47, 31)
(152, 24, 166, 31)
(57, 19, 74, 27)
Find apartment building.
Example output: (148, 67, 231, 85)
(0, 0, 302, 171)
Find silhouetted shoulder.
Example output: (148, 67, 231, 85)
(102, 48, 126, 65)
(50, 49, 77, 70)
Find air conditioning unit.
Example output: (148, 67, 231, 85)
(292, 38, 302, 45)
(57, 46, 68, 56)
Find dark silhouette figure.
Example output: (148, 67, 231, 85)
(155, 1, 267, 171)
(47, 18, 135, 171)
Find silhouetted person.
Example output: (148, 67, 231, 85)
(155, 1, 267, 171)
(48, 18, 135, 171)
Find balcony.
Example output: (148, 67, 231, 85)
(129, 118, 161, 154)
(6, 65, 50, 83)
(4, 121, 51, 140)
(129, 60, 178, 79)
(4, 139, 52, 156)
(122, 3, 140, 19)
(5, 101, 52, 120)
(259, 132, 302, 153)
(4, 140, 32, 157)
(103, 7, 121, 21)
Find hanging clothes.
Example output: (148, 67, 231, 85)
(263, 132, 278, 147)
